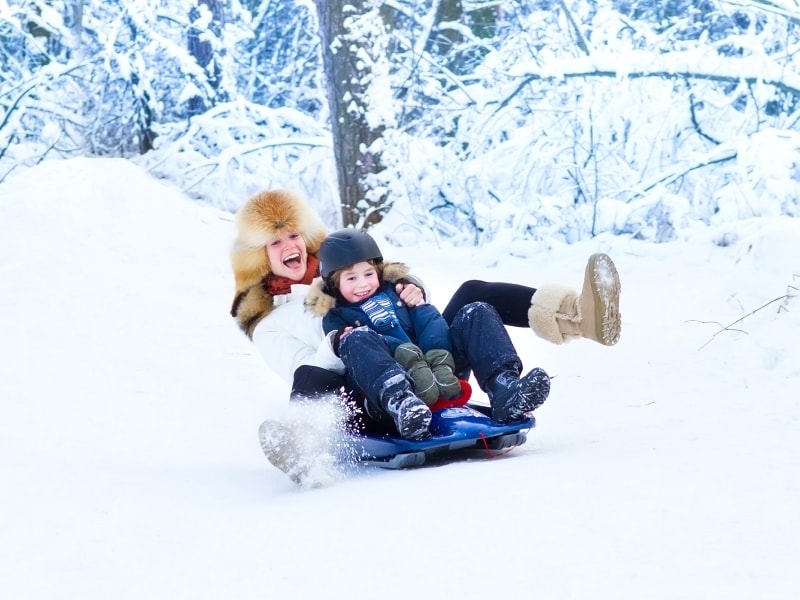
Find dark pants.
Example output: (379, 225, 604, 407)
(443, 280, 536, 327)
(291, 363, 392, 433)
(337, 329, 408, 428)
(290, 364, 356, 401)
(448, 301, 522, 387)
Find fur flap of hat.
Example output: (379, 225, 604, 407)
(230, 285, 275, 339)
(304, 261, 411, 318)
(231, 189, 328, 291)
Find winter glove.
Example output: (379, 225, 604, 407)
(394, 343, 439, 405)
(424, 349, 461, 400)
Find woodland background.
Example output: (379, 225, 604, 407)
(2, 0, 799, 246)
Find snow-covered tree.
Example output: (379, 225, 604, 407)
(2, 0, 799, 244)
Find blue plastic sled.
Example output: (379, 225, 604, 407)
(344, 381, 535, 469)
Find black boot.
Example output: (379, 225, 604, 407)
(487, 368, 551, 423)
(379, 374, 433, 439)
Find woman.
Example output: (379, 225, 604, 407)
(230, 189, 426, 397)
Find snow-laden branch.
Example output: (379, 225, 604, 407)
(0, 62, 90, 131)
(719, 0, 800, 25)
(492, 50, 800, 115)
(628, 145, 739, 201)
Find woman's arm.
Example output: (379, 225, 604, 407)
(251, 301, 344, 382)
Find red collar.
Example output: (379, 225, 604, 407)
(262, 255, 320, 296)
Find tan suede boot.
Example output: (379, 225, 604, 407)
(258, 418, 336, 487)
(528, 253, 621, 346)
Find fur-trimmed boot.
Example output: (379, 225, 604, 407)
(528, 253, 621, 346)
(487, 368, 551, 424)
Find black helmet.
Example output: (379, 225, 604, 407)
(318, 229, 383, 277)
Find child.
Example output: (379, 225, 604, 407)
(307, 228, 552, 441)
(309, 229, 461, 439)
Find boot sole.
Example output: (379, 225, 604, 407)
(258, 419, 305, 484)
(258, 419, 336, 487)
(493, 368, 551, 423)
(586, 253, 621, 346)
(398, 401, 433, 439)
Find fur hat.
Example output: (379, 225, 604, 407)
(231, 189, 328, 291)
(230, 189, 329, 337)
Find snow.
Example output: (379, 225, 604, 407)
(1, 157, 799, 599)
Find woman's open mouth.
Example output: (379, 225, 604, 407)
(282, 252, 302, 269)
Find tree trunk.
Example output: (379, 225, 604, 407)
(187, 0, 224, 116)
(425, 0, 464, 56)
(66, 0, 84, 59)
(313, 0, 386, 228)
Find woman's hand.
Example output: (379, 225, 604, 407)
(397, 282, 425, 307)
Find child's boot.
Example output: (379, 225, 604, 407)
(486, 368, 551, 423)
(394, 343, 439, 405)
(424, 349, 462, 399)
(379, 373, 433, 439)
(528, 253, 621, 346)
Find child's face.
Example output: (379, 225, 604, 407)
(337, 261, 380, 303)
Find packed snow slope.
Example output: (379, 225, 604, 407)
(1, 157, 798, 599)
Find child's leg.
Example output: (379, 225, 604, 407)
(338, 329, 431, 439)
(449, 301, 550, 423)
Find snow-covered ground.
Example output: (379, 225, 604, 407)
(1, 157, 798, 599)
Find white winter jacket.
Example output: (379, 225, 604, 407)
(251, 283, 344, 383)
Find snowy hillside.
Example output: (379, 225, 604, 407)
(0, 158, 798, 599)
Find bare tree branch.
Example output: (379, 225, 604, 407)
(691, 291, 796, 350)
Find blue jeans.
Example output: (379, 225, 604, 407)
(448, 301, 522, 386)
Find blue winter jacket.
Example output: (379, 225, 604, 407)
(322, 282, 452, 354)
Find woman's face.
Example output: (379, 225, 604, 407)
(337, 261, 380, 303)
(266, 231, 308, 281)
